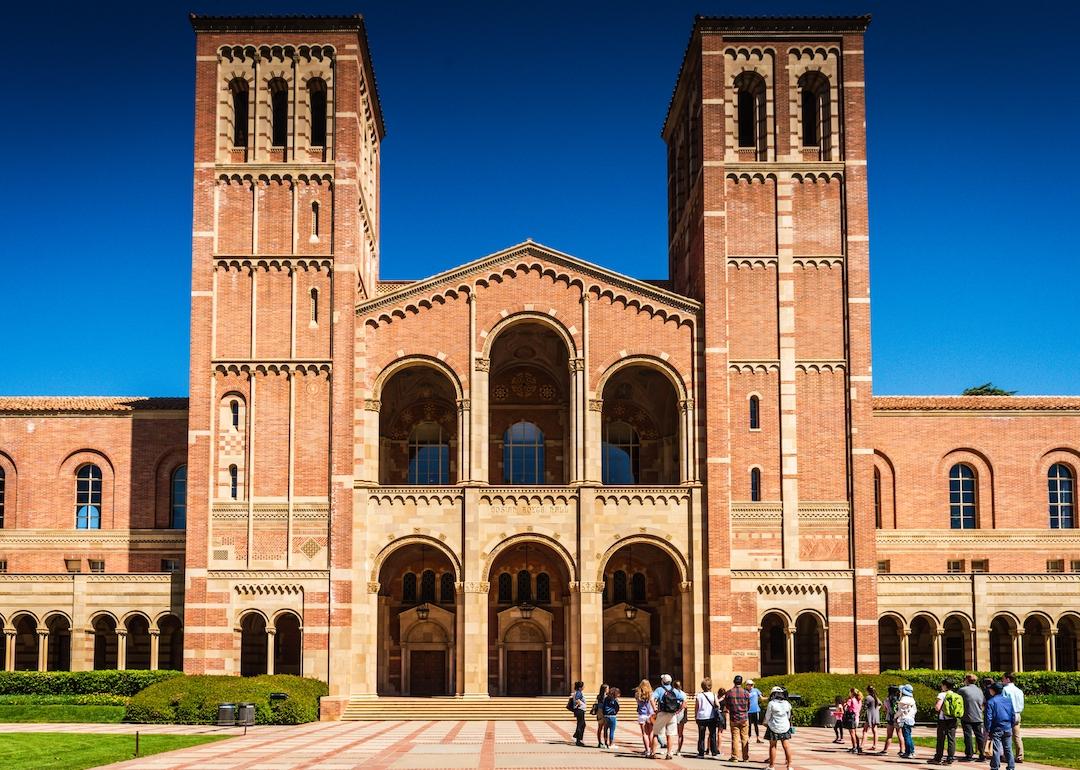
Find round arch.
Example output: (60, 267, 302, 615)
(878, 610, 907, 629)
(485, 532, 577, 582)
(121, 610, 153, 627)
(937, 448, 995, 527)
(481, 311, 577, 359)
(372, 355, 465, 402)
(58, 448, 115, 477)
(235, 608, 270, 631)
(596, 535, 689, 585)
(152, 611, 184, 632)
(86, 610, 120, 630)
(760, 608, 793, 629)
(1036, 447, 1080, 476)
(371, 535, 462, 584)
(595, 355, 689, 403)
(9, 611, 39, 627)
(794, 608, 829, 629)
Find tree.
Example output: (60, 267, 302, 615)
(962, 382, 1017, 396)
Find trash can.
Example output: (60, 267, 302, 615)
(269, 692, 289, 702)
(237, 702, 256, 726)
(817, 705, 837, 727)
(216, 703, 237, 726)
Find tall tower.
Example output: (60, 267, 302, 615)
(185, 15, 383, 704)
(663, 16, 877, 676)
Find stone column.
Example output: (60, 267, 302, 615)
(149, 630, 161, 671)
(785, 628, 796, 675)
(471, 357, 490, 483)
(1049, 631, 1058, 672)
(360, 399, 381, 485)
(3, 630, 14, 671)
(37, 630, 50, 672)
(266, 628, 277, 676)
(455, 587, 466, 695)
(1014, 631, 1024, 673)
(461, 581, 490, 697)
(116, 630, 128, 671)
(544, 642, 553, 695)
(679, 399, 695, 483)
(569, 358, 585, 484)
(900, 629, 910, 671)
(585, 399, 604, 483)
(933, 630, 943, 671)
(568, 583, 582, 684)
(679, 581, 694, 686)
(578, 582, 605, 690)
(457, 399, 471, 483)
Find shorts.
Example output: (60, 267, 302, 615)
(654, 711, 678, 738)
(638, 714, 650, 725)
(749, 711, 761, 725)
(765, 727, 793, 742)
(595, 713, 607, 723)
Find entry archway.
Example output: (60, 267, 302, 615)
(239, 612, 268, 677)
(760, 612, 791, 676)
(1023, 614, 1052, 671)
(1058, 614, 1080, 672)
(45, 614, 71, 671)
(157, 614, 184, 670)
(274, 612, 303, 676)
(909, 615, 937, 669)
(943, 614, 973, 671)
(877, 615, 903, 671)
(794, 612, 826, 673)
(125, 614, 152, 670)
(12, 615, 38, 671)
(990, 615, 1018, 672)
(91, 614, 118, 670)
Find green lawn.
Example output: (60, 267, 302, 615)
(0, 734, 225, 770)
(1023, 703, 1080, 726)
(0, 705, 125, 723)
(914, 737, 1080, 769)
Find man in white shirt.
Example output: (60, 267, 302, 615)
(1002, 673, 1025, 763)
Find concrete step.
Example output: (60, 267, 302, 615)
(341, 696, 573, 721)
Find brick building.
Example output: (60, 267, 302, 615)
(0, 14, 1077, 718)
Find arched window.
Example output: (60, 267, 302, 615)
(0, 466, 5, 528)
(75, 464, 102, 529)
(420, 569, 436, 603)
(734, 71, 767, 159)
(949, 464, 977, 529)
(230, 79, 249, 148)
(269, 78, 289, 148)
(311, 201, 320, 239)
(613, 570, 628, 603)
(402, 572, 417, 603)
(310, 287, 319, 324)
(230, 399, 240, 431)
(308, 78, 327, 146)
(873, 467, 882, 528)
(631, 572, 646, 603)
(517, 570, 532, 603)
(503, 421, 544, 485)
(170, 465, 187, 529)
(228, 464, 238, 500)
(408, 422, 449, 485)
(749, 395, 760, 430)
(750, 467, 762, 502)
(497, 572, 513, 604)
(536, 572, 551, 603)
(1049, 463, 1075, 529)
(602, 421, 639, 484)
(798, 72, 831, 158)
(440, 572, 455, 604)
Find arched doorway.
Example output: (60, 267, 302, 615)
(760, 612, 790, 676)
(488, 321, 571, 485)
(379, 364, 459, 485)
(1023, 615, 1052, 671)
(92, 615, 118, 670)
(909, 615, 936, 669)
(489, 538, 571, 696)
(376, 540, 457, 696)
(274, 612, 302, 676)
(878, 615, 903, 671)
(125, 614, 152, 670)
(600, 365, 680, 484)
(990, 615, 1017, 672)
(943, 615, 973, 671)
(45, 614, 71, 671)
(239, 612, 268, 677)
(1058, 614, 1080, 672)
(794, 613, 826, 673)
(157, 614, 184, 670)
(12, 615, 38, 671)
(601, 541, 684, 693)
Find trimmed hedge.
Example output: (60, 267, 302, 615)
(0, 671, 181, 696)
(0, 693, 128, 706)
(886, 669, 1080, 697)
(124, 675, 327, 725)
(756, 673, 938, 726)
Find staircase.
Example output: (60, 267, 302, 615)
(340, 696, 572, 721)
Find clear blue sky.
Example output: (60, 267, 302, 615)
(2, 1, 1077, 396)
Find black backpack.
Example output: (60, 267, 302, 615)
(566, 695, 577, 712)
(659, 685, 680, 714)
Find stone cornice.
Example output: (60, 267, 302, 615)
(0, 530, 185, 547)
(207, 570, 330, 580)
(719, 161, 846, 174)
(876, 529, 1080, 547)
(732, 569, 853, 579)
(878, 573, 1080, 583)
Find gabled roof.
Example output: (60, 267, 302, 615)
(0, 397, 189, 415)
(873, 396, 1080, 413)
(358, 241, 700, 323)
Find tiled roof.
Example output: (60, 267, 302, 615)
(376, 280, 415, 296)
(0, 397, 189, 414)
(873, 396, 1080, 412)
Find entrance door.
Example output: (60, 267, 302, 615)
(604, 650, 639, 696)
(506, 650, 543, 695)
(409, 650, 447, 696)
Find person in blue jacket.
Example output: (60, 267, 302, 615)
(984, 681, 1015, 770)
(602, 687, 622, 749)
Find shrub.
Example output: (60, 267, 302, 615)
(124, 674, 328, 725)
(0, 671, 180, 697)
(0, 693, 128, 706)
(885, 670, 1080, 697)
(756, 672, 938, 723)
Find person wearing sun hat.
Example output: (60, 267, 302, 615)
(763, 686, 793, 770)
(896, 684, 918, 759)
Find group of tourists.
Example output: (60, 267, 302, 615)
(570, 674, 795, 768)
(569, 671, 1027, 769)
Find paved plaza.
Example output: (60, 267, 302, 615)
(18, 721, 1059, 770)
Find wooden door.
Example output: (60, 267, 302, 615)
(506, 650, 543, 695)
(410, 650, 448, 696)
(603, 650, 639, 696)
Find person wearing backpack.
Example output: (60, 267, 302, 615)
(929, 677, 963, 765)
(650, 673, 685, 760)
(569, 680, 587, 747)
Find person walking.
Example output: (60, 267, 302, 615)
(862, 684, 881, 752)
(725, 675, 751, 762)
(881, 684, 902, 756)
(959, 674, 987, 762)
(831, 695, 846, 744)
(897, 684, 918, 759)
(1002, 673, 1025, 764)
(763, 686, 794, 770)
(592, 683, 609, 748)
(674, 680, 688, 756)
(571, 680, 587, 747)
(634, 679, 654, 756)
(928, 677, 964, 765)
(694, 677, 720, 758)
(650, 673, 686, 761)
(844, 687, 863, 753)
(747, 679, 764, 743)
(602, 687, 621, 749)
(985, 681, 1016, 770)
